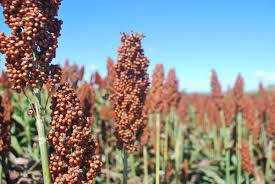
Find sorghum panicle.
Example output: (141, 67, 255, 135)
(176, 92, 188, 123)
(233, 73, 244, 111)
(241, 97, 256, 134)
(147, 63, 165, 114)
(0, 71, 10, 88)
(99, 103, 113, 145)
(0, 91, 13, 153)
(93, 71, 104, 88)
(210, 69, 224, 110)
(223, 96, 236, 126)
(240, 140, 254, 175)
(104, 57, 116, 93)
(0, 0, 63, 92)
(194, 94, 206, 129)
(111, 32, 150, 153)
(266, 94, 275, 138)
(77, 81, 95, 121)
(206, 97, 220, 127)
(257, 83, 269, 123)
(48, 83, 102, 183)
(61, 60, 85, 88)
(163, 68, 180, 115)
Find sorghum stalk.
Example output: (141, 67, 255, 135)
(143, 146, 148, 184)
(266, 141, 273, 183)
(129, 154, 136, 177)
(123, 148, 128, 184)
(155, 113, 160, 184)
(33, 88, 51, 184)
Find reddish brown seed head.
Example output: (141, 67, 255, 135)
(0, 91, 12, 153)
(210, 69, 224, 110)
(163, 68, 180, 116)
(233, 73, 244, 111)
(48, 83, 102, 182)
(0, 0, 63, 91)
(147, 63, 165, 114)
(110, 32, 150, 153)
(240, 139, 254, 175)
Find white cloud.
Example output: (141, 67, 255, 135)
(256, 70, 275, 83)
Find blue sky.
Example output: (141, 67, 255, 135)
(1, 0, 275, 92)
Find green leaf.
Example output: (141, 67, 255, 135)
(11, 136, 25, 156)
(200, 168, 225, 184)
(12, 114, 25, 127)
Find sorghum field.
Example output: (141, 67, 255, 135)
(0, 1, 274, 184)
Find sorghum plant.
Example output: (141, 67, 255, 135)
(233, 73, 244, 112)
(104, 57, 116, 94)
(0, 92, 12, 153)
(257, 83, 269, 124)
(210, 69, 224, 110)
(0, 91, 12, 182)
(176, 92, 188, 123)
(93, 71, 104, 89)
(147, 63, 165, 114)
(0, 1, 63, 183)
(61, 59, 85, 89)
(111, 32, 149, 183)
(77, 81, 96, 121)
(163, 68, 180, 116)
(223, 95, 236, 126)
(0, 71, 9, 88)
(240, 139, 254, 176)
(48, 83, 102, 183)
(266, 94, 275, 138)
(242, 97, 256, 135)
(111, 32, 149, 153)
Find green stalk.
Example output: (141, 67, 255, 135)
(155, 113, 161, 184)
(143, 146, 148, 184)
(175, 127, 183, 183)
(245, 173, 249, 184)
(33, 89, 51, 184)
(105, 150, 110, 184)
(164, 117, 169, 162)
(129, 154, 136, 177)
(265, 141, 273, 183)
(225, 150, 230, 184)
(122, 148, 128, 184)
(237, 152, 242, 184)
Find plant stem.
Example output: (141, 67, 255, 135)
(129, 154, 136, 177)
(122, 148, 128, 184)
(105, 150, 110, 184)
(237, 152, 242, 184)
(265, 141, 273, 184)
(33, 89, 51, 184)
(225, 150, 230, 184)
(143, 146, 148, 184)
(164, 117, 169, 163)
(155, 113, 160, 184)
